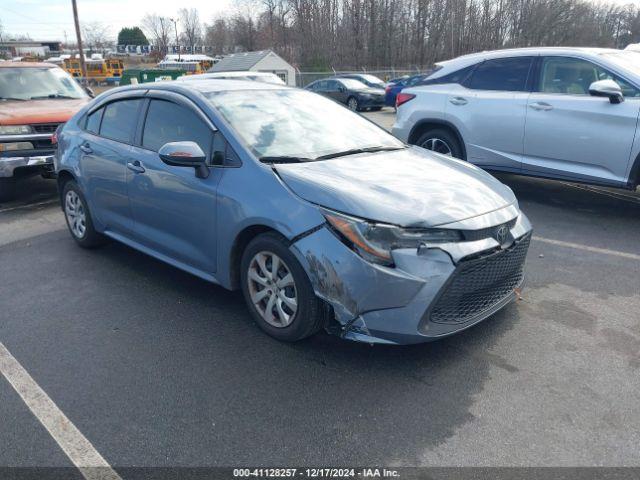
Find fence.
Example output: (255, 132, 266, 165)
(295, 67, 428, 87)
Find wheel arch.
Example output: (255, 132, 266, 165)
(627, 151, 640, 190)
(408, 119, 467, 160)
(228, 224, 284, 290)
(56, 169, 76, 208)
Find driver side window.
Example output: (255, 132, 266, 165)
(539, 57, 640, 97)
(142, 99, 213, 156)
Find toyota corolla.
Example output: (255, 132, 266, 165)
(55, 80, 532, 344)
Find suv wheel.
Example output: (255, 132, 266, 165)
(347, 97, 359, 111)
(416, 128, 463, 159)
(240, 232, 328, 342)
(62, 180, 107, 248)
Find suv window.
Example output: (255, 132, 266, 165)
(467, 57, 532, 92)
(142, 99, 212, 155)
(85, 108, 103, 134)
(539, 57, 640, 97)
(422, 65, 472, 87)
(99, 99, 142, 143)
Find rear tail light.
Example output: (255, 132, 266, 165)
(385, 85, 391, 94)
(396, 93, 416, 108)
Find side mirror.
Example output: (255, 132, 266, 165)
(589, 79, 624, 104)
(339, 86, 346, 93)
(159, 141, 209, 179)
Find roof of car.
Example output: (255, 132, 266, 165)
(431, 47, 624, 76)
(109, 78, 290, 96)
(0, 61, 58, 68)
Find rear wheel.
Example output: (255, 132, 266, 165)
(240, 232, 328, 341)
(416, 128, 463, 159)
(62, 180, 108, 248)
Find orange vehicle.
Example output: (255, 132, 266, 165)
(0, 62, 91, 201)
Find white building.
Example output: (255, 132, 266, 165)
(209, 50, 296, 86)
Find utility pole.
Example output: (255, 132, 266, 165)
(170, 18, 180, 61)
(71, 0, 87, 84)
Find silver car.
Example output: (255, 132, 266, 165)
(393, 47, 640, 190)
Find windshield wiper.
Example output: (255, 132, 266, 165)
(30, 94, 77, 100)
(315, 145, 406, 160)
(0, 97, 26, 101)
(259, 155, 312, 164)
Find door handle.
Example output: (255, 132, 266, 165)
(126, 160, 145, 174)
(529, 102, 553, 111)
(449, 96, 468, 106)
(79, 142, 93, 154)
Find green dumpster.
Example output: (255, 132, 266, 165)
(119, 68, 186, 85)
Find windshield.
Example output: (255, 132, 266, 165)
(339, 78, 369, 90)
(0, 67, 87, 100)
(206, 89, 403, 159)
(600, 52, 640, 77)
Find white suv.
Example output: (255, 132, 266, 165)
(392, 47, 640, 190)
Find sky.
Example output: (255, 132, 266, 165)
(1, 0, 639, 42)
(0, 0, 233, 42)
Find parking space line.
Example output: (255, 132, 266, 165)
(0, 342, 121, 480)
(533, 236, 640, 261)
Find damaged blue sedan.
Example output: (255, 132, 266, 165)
(55, 80, 532, 345)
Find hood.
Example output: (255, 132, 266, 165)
(0, 98, 89, 125)
(274, 147, 517, 227)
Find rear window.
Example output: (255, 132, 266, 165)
(467, 57, 533, 92)
(99, 99, 142, 143)
(85, 108, 103, 134)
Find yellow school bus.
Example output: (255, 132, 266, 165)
(62, 58, 124, 84)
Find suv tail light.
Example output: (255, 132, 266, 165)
(396, 93, 416, 108)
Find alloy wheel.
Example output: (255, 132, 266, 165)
(247, 251, 298, 328)
(421, 137, 453, 156)
(64, 190, 87, 239)
(348, 98, 358, 111)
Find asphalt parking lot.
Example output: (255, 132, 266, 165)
(1, 110, 639, 472)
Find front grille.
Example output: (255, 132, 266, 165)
(32, 123, 62, 134)
(429, 233, 531, 325)
(462, 218, 517, 242)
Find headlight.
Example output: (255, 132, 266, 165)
(0, 125, 33, 135)
(0, 142, 34, 152)
(323, 210, 462, 266)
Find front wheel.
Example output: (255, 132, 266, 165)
(415, 128, 463, 159)
(347, 96, 359, 111)
(240, 232, 328, 342)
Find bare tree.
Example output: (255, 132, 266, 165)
(82, 22, 110, 53)
(142, 13, 172, 56)
(179, 8, 203, 51)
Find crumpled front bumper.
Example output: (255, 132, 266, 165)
(0, 154, 55, 178)
(290, 206, 532, 345)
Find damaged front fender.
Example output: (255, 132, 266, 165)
(290, 225, 428, 339)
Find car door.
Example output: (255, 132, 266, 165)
(522, 56, 640, 185)
(79, 97, 144, 236)
(127, 94, 220, 274)
(325, 80, 345, 103)
(445, 56, 534, 171)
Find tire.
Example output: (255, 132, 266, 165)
(61, 180, 108, 248)
(415, 128, 463, 159)
(370, 107, 383, 111)
(347, 96, 359, 112)
(240, 232, 328, 342)
(0, 178, 17, 203)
